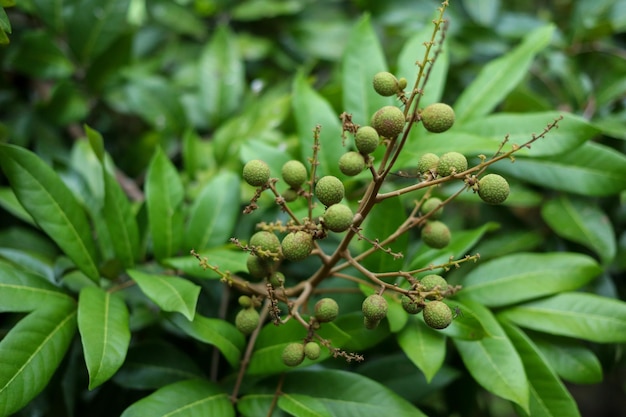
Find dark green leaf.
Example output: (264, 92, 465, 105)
(397, 316, 446, 382)
(84, 124, 105, 162)
(278, 394, 332, 417)
(439, 299, 488, 341)
(232, 0, 304, 20)
(9, 30, 73, 78)
(331, 312, 390, 352)
(30, 0, 64, 32)
(0, 187, 36, 225)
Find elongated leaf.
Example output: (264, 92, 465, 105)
(238, 395, 284, 417)
(169, 313, 245, 368)
(121, 379, 235, 417)
(360, 197, 407, 273)
(502, 323, 581, 417)
(0, 299, 77, 416)
(397, 316, 446, 382)
(145, 148, 184, 260)
(163, 248, 248, 279)
(293, 72, 344, 178)
(0, 144, 100, 281)
(10, 30, 73, 78)
(541, 195, 616, 264)
(454, 25, 555, 122)
(461, 253, 601, 307)
(439, 299, 488, 341)
(0, 247, 55, 281)
(78, 287, 131, 389)
(278, 394, 332, 417)
(127, 270, 200, 321)
(462, 0, 500, 26)
(185, 171, 240, 251)
(452, 300, 529, 413)
(497, 292, 626, 343)
(0, 187, 36, 225)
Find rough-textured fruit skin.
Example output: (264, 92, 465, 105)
(238, 295, 252, 308)
(314, 298, 339, 323)
(421, 221, 451, 249)
(437, 152, 468, 176)
(268, 271, 285, 287)
(398, 77, 408, 90)
(355, 126, 380, 154)
(362, 294, 388, 321)
(423, 301, 453, 329)
(246, 254, 272, 279)
(323, 204, 353, 233)
(281, 160, 308, 188)
(421, 197, 443, 219)
(421, 274, 448, 299)
(417, 153, 440, 175)
(364, 316, 380, 330)
(249, 231, 281, 259)
(315, 176, 345, 206)
(243, 159, 270, 186)
(401, 295, 424, 314)
(339, 151, 365, 176)
(372, 71, 399, 96)
(478, 174, 510, 205)
(235, 308, 260, 335)
(282, 343, 305, 367)
(371, 106, 405, 138)
(304, 342, 321, 360)
(421, 103, 455, 133)
(281, 231, 313, 261)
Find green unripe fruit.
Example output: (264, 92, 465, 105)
(421, 197, 443, 219)
(372, 71, 400, 96)
(401, 295, 424, 315)
(304, 342, 321, 360)
(281, 231, 313, 261)
(421, 103, 455, 133)
(242, 159, 270, 187)
(398, 77, 408, 90)
(339, 151, 366, 176)
(437, 152, 467, 177)
(314, 298, 339, 323)
(268, 271, 285, 287)
(364, 316, 380, 330)
(355, 126, 380, 154)
(323, 204, 353, 233)
(315, 176, 345, 206)
(421, 221, 451, 249)
(423, 301, 453, 330)
(371, 106, 405, 138)
(417, 153, 440, 175)
(281, 160, 308, 188)
(362, 294, 388, 321)
(420, 274, 448, 299)
(282, 342, 305, 367)
(235, 308, 260, 335)
(246, 255, 272, 279)
(282, 188, 298, 202)
(478, 174, 510, 205)
(238, 295, 252, 308)
(249, 231, 281, 259)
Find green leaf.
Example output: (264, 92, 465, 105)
(0, 144, 100, 282)
(238, 395, 286, 417)
(0, 248, 55, 281)
(84, 124, 105, 162)
(462, 0, 500, 26)
(341, 14, 391, 126)
(293, 71, 344, 178)
(439, 299, 488, 341)
(0, 299, 77, 417)
(163, 248, 248, 279)
(127, 270, 200, 321)
(30, 0, 64, 32)
(332, 312, 390, 352)
(10, 30, 73, 78)
(278, 393, 332, 417)
(452, 300, 529, 413)
(121, 379, 235, 417)
(502, 323, 581, 417)
(145, 148, 184, 260)
(541, 195, 616, 264)
(460, 253, 601, 307)
(78, 287, 131, 390)
(185, 171, 240, 251)
(169, 313, 245, 368)
(0, 187, 36, 225)
(497, 292, 626, 343)
(454, 25, 555, 122)
(397, 316, 446, 382)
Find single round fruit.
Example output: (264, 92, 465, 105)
(423, 301, 453, 329)
(372, 71, 400, 96)
(304, 342, 321, 360)
(398, 77, 408, 90)
(242, 159, 270, 187)
(315, 176, 345, 206)
(437, 152, 468, 177)
(417, 152, 440, 176)
(362, 294, 388, 321)
(246, 254, 272, 279)
(355, 126, 380, 154)
(420, 274, 448, 298)
(420, 103, 455, 133)
(323, 204, 353, 233)
(421, 197, 443, 219)
(282, 342, 305, 367)
(281, 231, 313, 261)
(401, 295, 424, 315)
(364, 316, 380, 330)
(235, 308, 260, 335)
(268, 271, 285, 287)
(238, 295, 252, 308)
(249, 231, 281, 259)
(282, 188, 298, 202)
(478, 174, 510, 205)
(281, 160, 308, 188)
(421, 221, 451, 249)
(339, 151, 365, 176)
(371, 106, 406, 138)
(314, 298, 339, 323)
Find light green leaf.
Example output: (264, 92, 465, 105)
(84, 124, 105, 162)
(0, 187, 36, 225)
(497, 292, 626, 343)
(0, 144, 100, 282)
(531, 334, 603, 384)
(461, 253, 601, 307)
(278, 393, 332, 417)
(163, 248, 248, 279)
(462, 0, 500, 26)
(127, 270, 200, 321)
(0, 248, 54, 282)
(439, 299, 488, 341)
(397, 316, 446, 382)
